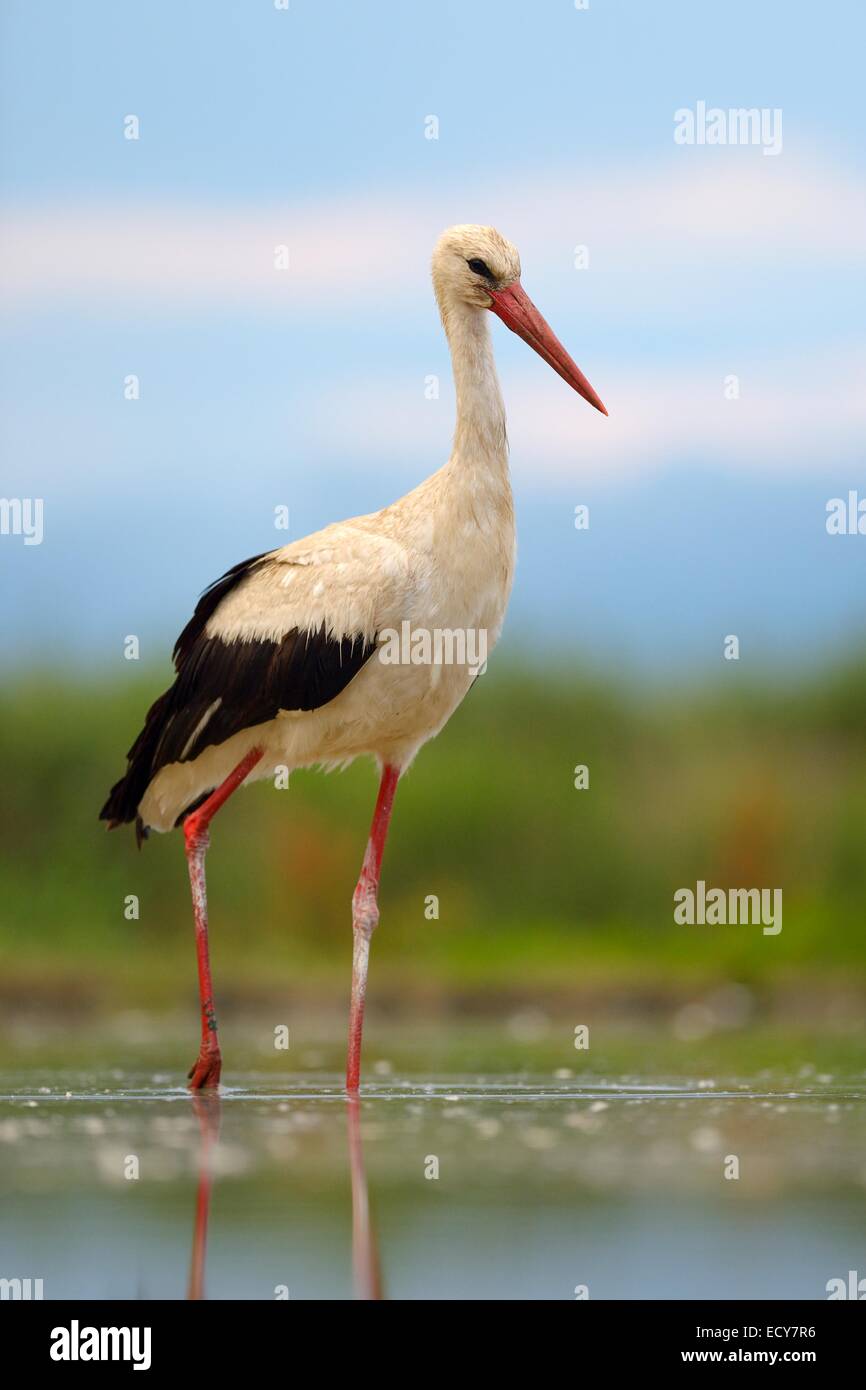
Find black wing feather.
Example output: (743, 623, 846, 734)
(99, 553, 377, 838)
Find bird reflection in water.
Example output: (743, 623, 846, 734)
(347, 1095, 383, 1300)
(184, 1091, 384, 1300)
(187, 1091, 221, 1300)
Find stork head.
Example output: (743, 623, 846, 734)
(432, 223, 607, 416)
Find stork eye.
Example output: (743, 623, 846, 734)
(467, 257, 494, 279)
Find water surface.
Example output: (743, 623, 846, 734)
(2, 1058, 864, 1299)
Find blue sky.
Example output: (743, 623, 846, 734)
(2, 0, 865, 675)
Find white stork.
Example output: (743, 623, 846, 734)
(101, 224, 607, 1092)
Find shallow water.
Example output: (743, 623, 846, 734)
(2, 1065, 865, 1299)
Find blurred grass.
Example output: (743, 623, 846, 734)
(1, 655, 865, 1014)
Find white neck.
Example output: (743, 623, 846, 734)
(442, 301, 508, 468)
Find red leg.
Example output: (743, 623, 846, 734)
(346, 764, 399, 1093)
(183, 745, 263, 1090)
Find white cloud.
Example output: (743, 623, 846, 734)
(2, 155, 864, 310)
(306, 349, 866, 483)
(4, 154, 862, 485)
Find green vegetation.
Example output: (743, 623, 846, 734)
(1, 657, 865, 1015)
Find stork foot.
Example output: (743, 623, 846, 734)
(187, 1048, 222, 1090)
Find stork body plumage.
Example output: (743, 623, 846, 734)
(100, 224, 605, 1091)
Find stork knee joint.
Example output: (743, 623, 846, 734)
(352, 888, 379, 938)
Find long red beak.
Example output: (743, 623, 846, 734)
(487, 281, 608, 416)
